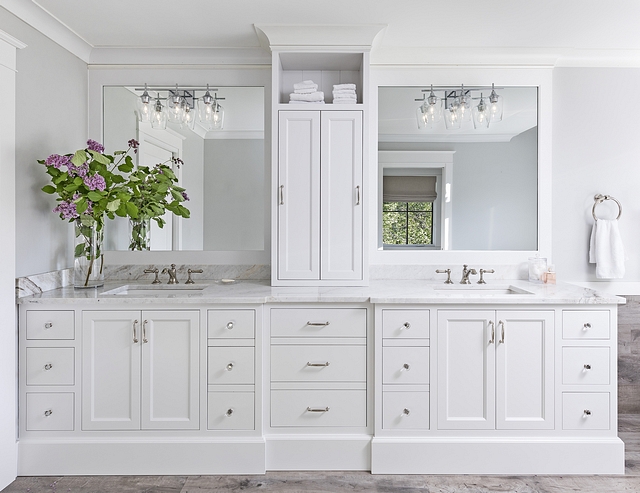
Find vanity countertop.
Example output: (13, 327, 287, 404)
(16, 279, 625, 305)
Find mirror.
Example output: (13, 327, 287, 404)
(102, 86, 264, 251)
(378, 86, 538, 251)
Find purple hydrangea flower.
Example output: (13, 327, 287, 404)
(86, 139, 105, 153)
(83, 174, 106, 191)
(181, 191, 190, 201)
(128, 139, 139, 154)
(45, 154, 71, 169)
(67, 162, 89, 178)
(52, 200, 78, 220)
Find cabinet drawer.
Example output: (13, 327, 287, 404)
(382, 309, 429, 339)
(271, 345, 365, 382)
(383, 347, 429, 385)
(208, 392, 254, 430)
(562, 392, 610, 430)
(562, 311, 610, 340)
(26, 392, 74, 431)
(208, 310, 255, 339)
(26, 310, 74, 340)
(562, 347, 610, 385)
(271, 389, 366, 427)
(383, 391, 430, 430)
(26, 348, 75, 386)
(271, 308, 366, 338)
(208, 347, 254, 385)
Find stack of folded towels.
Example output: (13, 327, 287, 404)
(289, 80, 325, 104)
(332, 83, 357, 104)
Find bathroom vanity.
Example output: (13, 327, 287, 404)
(16, 280, 624, 475)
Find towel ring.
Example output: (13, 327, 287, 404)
(592, 194, 622, 221)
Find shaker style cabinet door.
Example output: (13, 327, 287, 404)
(277, 111, 321, 280)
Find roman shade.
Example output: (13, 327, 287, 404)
(383, 175, 437, 202)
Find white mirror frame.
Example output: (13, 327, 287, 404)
(88, 66, 271, 266)
(369, 66, 552, 266)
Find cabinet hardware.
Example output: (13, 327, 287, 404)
(306, 321, 330, 327)
(402, 363, 411, 371)
(584, 409, 592, 416)
(226, 363, 234, 371)
(44, 409, 53, 417)
(225, 408, 234, 417)
(133, 320, 139, 343)
(306, 407, 330, 412)
(488, 320, 495, 344)
(44, 322, 53, 329)
(226, 321, 234, 330)
(402, 408, 411, 416)
(142, 320, 148, 343)
(44, 363, 53, 371)
(356, 186, 361, 205)
(498, 320, 505, 344)
(583, 323, 592, 331)
(402, 322, 411, 330)
(279, 185, 284, 205)
(306, 361, 330, 367)
(584, 364, 592, 370)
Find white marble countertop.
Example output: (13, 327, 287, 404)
(16, 279, 625, 305)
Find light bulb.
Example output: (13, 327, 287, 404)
(137, 84, 153, 123)
(488, 83, 503, 122)
(151, 97, 167, 129)
(472, 93, 490, 129)
(166, 85, 184, 124)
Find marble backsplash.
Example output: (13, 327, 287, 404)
(369, 264, 528, 281)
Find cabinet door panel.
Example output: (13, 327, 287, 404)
(278, 111, 321, 280)
(496, 311, 554, 430)
(320, 111, 363, 280)
(141, 311, 200, 430)
(82, 311, 141, 430)
(437, 311, 495, 430)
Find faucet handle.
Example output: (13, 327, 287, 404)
(143, 267, 161, 284)
(186, 268, 204, 284)
(478, 268, 495, 284)
(435, 269, 453, 284)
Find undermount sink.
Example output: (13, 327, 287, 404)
(433, 285, 534, 295)
(101, 284, 209, 297)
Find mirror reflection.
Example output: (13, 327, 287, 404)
(378, 86, 538, 251)
(103, 86, 265, 251)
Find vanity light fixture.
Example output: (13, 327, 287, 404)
(136, 84, 226, 132)
(417, 84, 504, 130)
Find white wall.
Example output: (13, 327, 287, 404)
(0, 8, 88, 277)
(553, 68, 640, 282)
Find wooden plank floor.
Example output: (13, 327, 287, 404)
(4, 414, 640, 493)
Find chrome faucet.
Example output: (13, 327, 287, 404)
(460, 264, 477, 284)
(143, 267, 161, 284)
(161, 264, 179, 284)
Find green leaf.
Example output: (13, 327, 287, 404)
(112, 174, 125, 183)
(64, 184, 79, 192)
(88, 150, 110, 165)
(118, 162, 134, 173)
(71, 150, 87, 167)
(125, 201, 139, 218)
(106, 199, 121, 212)
(41, 185, 56, 194)
(73, 176, 83, 186)
(87, 191, 103, 202)
(115, 202, 127, 217)
(170, 189, 183, 201)
(74, 243, 85, 258)
(76, 198, 88, 214)
(113, 150, 125, 155)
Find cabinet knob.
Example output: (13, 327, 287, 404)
(403, 322, 411, 330)
(44, 322, 53, 329)
(226, 321, 234, 330)
(402, 363, 411, 371)
(584, 409, 592, 416)
(44, 409, 53, 417)
(225, 408, 234, 417)
(583, 323, 592, 331)
(226, 363, 234, 371)
(584, 364, 592, 370)
(402, 408, 411, 416)
(44, 363, 53, 371)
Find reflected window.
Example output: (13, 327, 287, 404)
(383, 201, 433, 245)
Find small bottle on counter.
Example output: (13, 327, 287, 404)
(544, 265, 556, 284)
(528, 255, 548, 283)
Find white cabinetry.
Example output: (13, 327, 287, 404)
(81, 310, 199, 431)
(437, 310, 554, 430)
(276, 110, 363, 283)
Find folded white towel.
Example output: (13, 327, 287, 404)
(294, 80, 317, 91)
(294, 86, 318, 94)
(333, 99, 357, 104)
(289, 91, 325, 102)
(332, 89, 356, 96)
(333, 83, 356, 91)
(288, 100, 325, 104)
(589, 219, 625, 279)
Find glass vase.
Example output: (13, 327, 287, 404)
(74, 215, 104, 288)
(129, 217, 151, 251)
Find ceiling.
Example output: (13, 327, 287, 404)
(2, 0, 640, 65)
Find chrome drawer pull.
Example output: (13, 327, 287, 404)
(306, 321, 330, 327)
(402, 408, 411, 416)
(226, 363, 234, 371)
(44, 409, 53, 417)
(226, 321, 234, 330)
(402, 363, 411, 371)
(403, 322, 411, 330)
(498, 320, 505, 344)
(583, 323, 592, 331)
(133, 320, 139, 343)
(584, 364, 592, 370)
(44, 322, 53, 329)
(225, 408, 234, 417)
(44, 363, 53, 371)
(488, 320, 495, 344)
(307, 362, 330, 367)
(306, 407, 330, 413)
(142, 320, 148, 343)
(584, 409, 592, 416)
(356, 185, 361, 205)
(280, 185, 284, 205)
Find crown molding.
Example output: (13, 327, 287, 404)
(0, 0, 92, 62)
(254, 24, 386, 51)
(88, 47, 271, 66)
(0, 28, 25, 49)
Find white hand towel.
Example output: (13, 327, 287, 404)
(294, 86, 318, 94)
(589, 219, 625, 279)
(288, 100, 325, 104)
(333, 83, 356, 91)
(294, 80, 318, 91)
(289, 91, 325, 102)
(332, 89, 356, 96)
